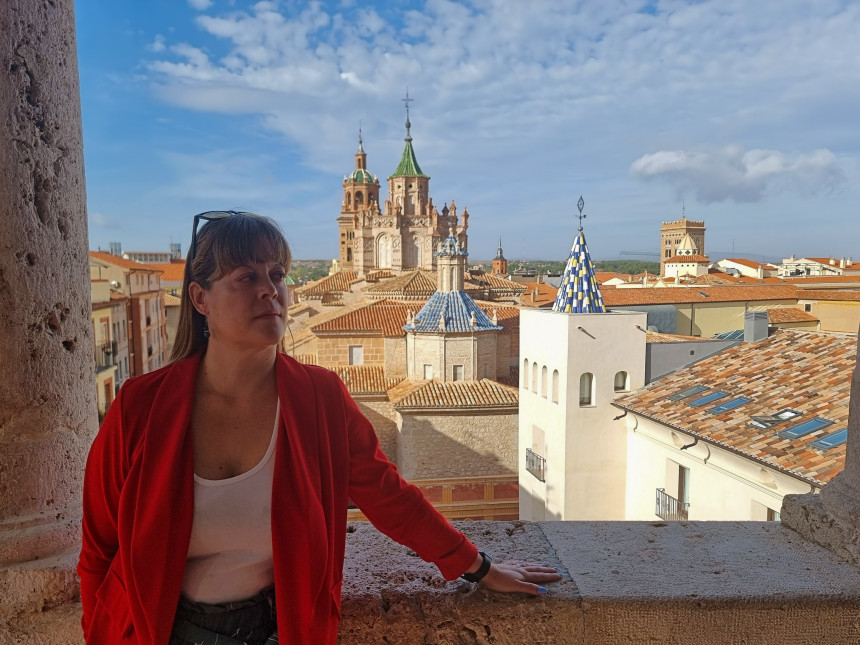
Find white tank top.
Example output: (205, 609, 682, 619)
(181, 402, 279, 603)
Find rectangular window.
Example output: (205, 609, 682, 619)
(809, 428, 848, 450)
(707, 396, 753, 415)
(804, 304, 812, 312)
(778, 417, 834, 440)
(686, 390, 729, 408)
(667, 385, 708, 401)
(348, 345, 363, 366)
(453, 365, 464, 381)
(423, 364, 433, 380)
(767, 508, 781, 522)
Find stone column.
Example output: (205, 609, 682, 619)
(0, 0, 95, 618)
(783, 324, 860, 565)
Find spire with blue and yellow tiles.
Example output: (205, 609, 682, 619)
(552, 196, 606, 314)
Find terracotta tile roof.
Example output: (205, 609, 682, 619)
(296, 270, 357, 298)
(310, 299, 423, 336)
(473, 301, 520, 332)
(786, 276, 860, 284)
(288, 302, 313, 316)
(330, 365, 400, 396)
(465, 271, 527, 295)
(149, 261, 186, 283)
(496, 368, 519, 388)
(89, 251, 160, 272)
(798, 289, 860, 302)
(767, 307, 819, 324)
(645, 330, 713, 343)
(365, 270, 437, 298)
(614, 329, 855, 485)
(518, 282, 557, 308)
(389, 379, 519, 410)
(163, 293, 182, 307)
(604, 284, 798, 307)
(362, 269, 395, 283)
(292, 353, 318, 365)
(109, 293, 129, 301)
(665, 254, 711, 263)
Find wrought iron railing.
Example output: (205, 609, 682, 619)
(95, 341, 117, 370)
(525, 448, 546, 482)
(656, 488, 689, 521)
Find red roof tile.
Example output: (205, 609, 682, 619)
(665, 254, 711, 263)
(798, 290, 860, 302)
(296, 271, 358, 297)
(310, 299, 424, 336)
(614, 329, 855, 485)
(89, 251, 161, 272)
(149, 261, 186, 282)
(604, 284, 798, 307)
(389, 379, 519, 410)
(766, 307, 819, 324)
(330, 365, 400, 396)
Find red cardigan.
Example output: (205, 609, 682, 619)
(78, 353, 478, 644)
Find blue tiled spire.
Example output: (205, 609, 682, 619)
(552, 230, 606, 313)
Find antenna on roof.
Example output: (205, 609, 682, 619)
(402, 89, 413, 142)
(577, 195, 586, 232)
(682, 200, 686, 218)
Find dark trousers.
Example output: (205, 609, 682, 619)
(169, 587, 278, 645)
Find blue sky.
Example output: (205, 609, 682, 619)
(76, 0, 860, 263)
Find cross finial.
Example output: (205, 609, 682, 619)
(402, 89, 413, 141)
(577, 195, 586, 232)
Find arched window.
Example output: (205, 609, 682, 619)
(523, 359, 529, 389)
(531, 363, 538, 393)
(346, 193, 352, 207)
(614, 371, 629, 392)
(541, 366, 548, 398)
(356, 192, 364, 205)
(552, 370, 559, 404)
(579, 372, 594, 406)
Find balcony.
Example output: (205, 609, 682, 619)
(655, 487, 689, 521)
(526, 448, 546, 482)
(94, 341, 116, 371)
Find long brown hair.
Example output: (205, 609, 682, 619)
(170, 212, 292, 362)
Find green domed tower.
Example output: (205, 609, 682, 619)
(339, 130, 380, 269)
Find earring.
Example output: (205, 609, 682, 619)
(203, 316, 210, 339)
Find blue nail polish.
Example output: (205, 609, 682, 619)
(537, 586, 547, 595)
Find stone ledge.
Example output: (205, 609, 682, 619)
(5, 520, 860, 644)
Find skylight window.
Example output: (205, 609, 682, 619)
(748, 409, 802, 430)
(668, 385, 708, 402)
(778, 417, 834, 440)
(708, 396, 753, 415)
(809, 429, 848, 450)
(687, 390, 729, 408)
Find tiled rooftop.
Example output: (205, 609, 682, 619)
(604, 284, 798, 307)
(518, 282, 557, 308)
(798, 289, 860, 302)
(296, 270, 358, 298)
(89, 251, 161, 272)
(310, 299, 423, 337)
(724, 258, 772, 270)
(163, 293, 182, 307)
(645, 330, 715, 343)
(329, 365, 400, 396)
(785, 275, 860, 285)
(767, 307, 819, 324)
(614, 329, 855, 485)
(149, 261, 186, 283)
(665, 254, 711, 263)
(365, 270, 437, 299)
(389, 379, 519, 410)
(406, 291, 501, 333)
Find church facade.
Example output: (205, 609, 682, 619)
(337, 113, 468, 276)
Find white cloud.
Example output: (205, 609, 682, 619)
(188, 0, 213, 10)
(147, 35, 166, 53)
(629, 147, 847, 203)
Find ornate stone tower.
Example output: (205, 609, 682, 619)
(344, 96, 469, 276)
(660, 213, 706, 276)
(492, 238, 508, 276)
(339, 130, 380, 270)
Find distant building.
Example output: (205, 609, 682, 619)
(660, 216, 706, 275)
(491, 238, 508, 276)
(662, 233, 710, 281)
(778, 255, 860, 277)
(337, 108, 468, 275)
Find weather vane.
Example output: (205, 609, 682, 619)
(402, 88, 413, 121)
(577, 195, 586, 232)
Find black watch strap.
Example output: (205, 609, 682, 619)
(461, 551, 492, 583)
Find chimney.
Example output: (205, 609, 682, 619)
(744, 310, 769, 343)
(829, 258, 836, 265)
(840, 257, 846, 268)
(757, 265, 764, 279)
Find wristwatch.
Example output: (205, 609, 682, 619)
(460, 551, 492, 583)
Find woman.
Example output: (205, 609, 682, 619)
(78, 211, 560, 645)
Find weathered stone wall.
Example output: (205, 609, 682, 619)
(383, 335, 406, 379)
(396, 410, 517, 480)
(0, 0, 95, 618)
(356, 398, 398, 463)
(317, 334, 384, 366)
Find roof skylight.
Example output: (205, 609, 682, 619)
(708, 397, 753, 415)
(748, 409, 802, 430)
(778, 417, 834, 440)
(687, 390, 730, 408)
(667, 385, 708, 401)
(809, 429, 848, 450)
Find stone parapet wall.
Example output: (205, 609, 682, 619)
(7, 520, 860, 644)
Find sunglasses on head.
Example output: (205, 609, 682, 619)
(188, 210, 259, 265)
